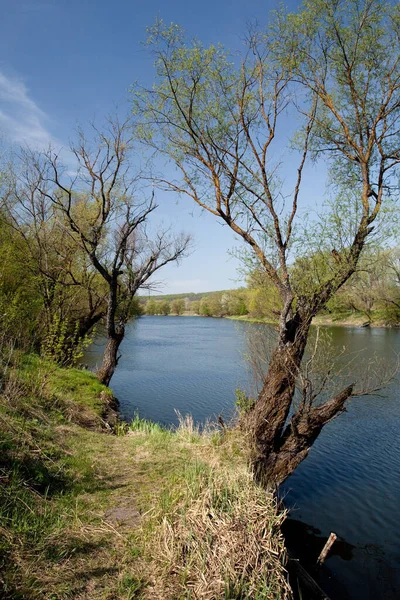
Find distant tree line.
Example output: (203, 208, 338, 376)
(142, 248, 400, 325)
(142, 290, 248, 317)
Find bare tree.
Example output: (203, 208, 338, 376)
(34, 118, 190, 384)
(134, 0, 400, 485)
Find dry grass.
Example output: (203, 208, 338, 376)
(135, 416, 292, 600)
(0, 352, 291, 600)
(148, 470, 291, 599)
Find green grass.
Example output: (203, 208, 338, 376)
(227, 315, 278, 325)
(127, 413, 170, 435)
(17, 353, 113, 417)
(312, 309, 387, 327)
(0, 353, 292, 600)
(229, 310, 400, 328)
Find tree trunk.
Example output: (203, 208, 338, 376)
(77, 312, 105, 340)
(247, 311, 310, 484)
(263, 384, 354, 486)
(97, 331, 124, 386)
(96, 281, 124, 386)
(246, 309, 354, 487)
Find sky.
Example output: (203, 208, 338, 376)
(0, 0, 318, 294)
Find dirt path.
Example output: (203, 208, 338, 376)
(37, 432, 152, 599)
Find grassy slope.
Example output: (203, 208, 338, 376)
(228, 310, 397, 327)
(312, 309, 395, 327)
(0, 355, 291, 600)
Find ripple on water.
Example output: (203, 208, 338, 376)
(84, 317, 400, 600)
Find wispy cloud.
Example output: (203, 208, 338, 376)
(0, 71, 57, 148)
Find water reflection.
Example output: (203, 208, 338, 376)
(282, 518, 355, 562)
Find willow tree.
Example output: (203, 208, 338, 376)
(32, 119, 190, 385)
(134, 0, 400, 485)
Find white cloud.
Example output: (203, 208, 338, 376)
(0, 71, 57, 148)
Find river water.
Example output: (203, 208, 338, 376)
(84, 316, 400, 599)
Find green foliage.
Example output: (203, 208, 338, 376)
(221, 290, 248, 316)
(235, 389, 255, 415)
(143, 298, 172, 315)
(246, 277, 282, 320)
(170, 298, 185, 315)
(190, 300, 200, 314)
(200, 294, 223, 317)
(322, 246, 400, 324)
(0, 213, 105, 358)
(124, 296, 144, 319)
(0, 218, 42, 347)
(41, 314, 94, 366)
(158, 299, 170, 315)
(291, 250, 339, 298)
(145, 298, 157, 315)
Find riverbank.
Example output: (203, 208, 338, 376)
(81, 316, 400, 599)
(227, 310, 398, 328)
(146, 309, 397, 327)
(0, 353, 291, 599)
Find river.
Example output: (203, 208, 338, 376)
(84, 316, 400, 600)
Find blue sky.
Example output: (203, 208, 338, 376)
(0, 0, 316, 294)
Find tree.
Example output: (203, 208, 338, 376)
(3, 153, 107, 361)
(190, 300, 200, 314)
(330, 255, 382, 323)
(170, 298, 185, 314)
(145, 298, 157, 315)
(134, 0, 400, 485)
(326, 246, 400, 324)
(32, 118, 190, 385)
(198, 294, 223, 317)
(0, 212, 43, 347)
(246, 270, 283, 320)
(199, 297, 211, 317)
(376, 247, 400, 321)
(158, 299, 171, 315)
(221, 290, 248, 316)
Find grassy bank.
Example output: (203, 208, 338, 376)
(142, 310, 398, 327)
(0, 353, 291, 599)
(226, 315, 277, 325)
(228, 310, 399, 327)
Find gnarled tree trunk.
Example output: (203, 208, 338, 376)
(77, 312, 105, 341)
(97, 283, 124, 386)
(97, 329, 124, 386)
(247, 308, 354, 487)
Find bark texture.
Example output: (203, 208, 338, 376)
(97, 285, 124, 387)
(97, 331, 124, 387)
(247, 309, 354, 487)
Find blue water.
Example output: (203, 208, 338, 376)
(85, 316, 251, 424)
(84, 316, 400, 600)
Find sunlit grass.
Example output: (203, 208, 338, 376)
(0, 353, 291, 599)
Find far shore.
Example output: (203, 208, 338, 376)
(142, 312, 398, 328)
